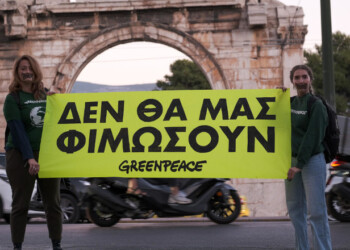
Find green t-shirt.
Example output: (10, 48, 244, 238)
(3, 91, 46, 151)
(291, 93, 328, 169)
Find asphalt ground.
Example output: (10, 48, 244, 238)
(1, 216, 349, 250)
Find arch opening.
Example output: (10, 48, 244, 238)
(53, 23, 227, 92)
(73, 41, 197, 92)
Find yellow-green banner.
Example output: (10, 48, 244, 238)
(38, 89, 291, 179)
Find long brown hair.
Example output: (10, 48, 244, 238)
(9, 55, 45, 100)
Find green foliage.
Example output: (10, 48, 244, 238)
(156, 59, 211, 90)
(304, 31, 350, 115)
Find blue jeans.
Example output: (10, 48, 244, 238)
(285, 153, 332, 250)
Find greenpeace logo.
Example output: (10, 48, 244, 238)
(291, 109, 307, 115)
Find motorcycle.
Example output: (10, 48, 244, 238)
(326, 154, 350, 222)
(83, 178, 241, 227)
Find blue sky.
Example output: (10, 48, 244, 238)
(76, 0, 350, 86)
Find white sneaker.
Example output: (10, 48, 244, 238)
(178, 191, 187, 197)
(168, 193, 192, 204)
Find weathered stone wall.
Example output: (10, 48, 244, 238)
(0, 0, 307, 217)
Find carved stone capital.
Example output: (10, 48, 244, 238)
(277, 6, 307, 45)
(277, 25, 308, 45)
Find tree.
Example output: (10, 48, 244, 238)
(156, 59, 211, 90)
(304, 31, 350, 115)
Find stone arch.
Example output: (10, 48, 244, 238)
(53, 22, 228, 92)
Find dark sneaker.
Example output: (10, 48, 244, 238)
(52, 240, 63, 250)
(13, 243, 22, 250)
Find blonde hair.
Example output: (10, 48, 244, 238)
(9, 55, 45, 100)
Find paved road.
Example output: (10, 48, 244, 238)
(0, 217, 349, 250)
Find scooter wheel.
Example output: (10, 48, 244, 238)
(86, 199, 121, 227)
(207, 189, 241, 224)
(61, 193, 80, 224)
(327, 191, 350, 222)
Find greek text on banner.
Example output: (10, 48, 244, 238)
(38, 89, 291, 179)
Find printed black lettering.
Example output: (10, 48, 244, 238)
(256, 97, 276, 120)
(132, 127, 162, 152)
(195, 161, 206, 171)
(57, 130, 85, 153)
(154, 160, 162, 171)
(189, 125, 219, 153)
(146, 161, 155, 171)
(186, 161, 195, 171)
(178, 161, 188, 172)
(117, 160, 206, 173)
(58, 102, 81, 124)
(220, 126, 245, 152)
(100, 101, 124, 123)
(138, 161, 146, 172)
(170, 160, 180, 172)
(137, 99, 162, 122)
(164, 99, 187, 121)
(98, 128, 130, 153)
(247, 126, 275, 152)
(164, 127, 186, 152)
(199, 99, 228, 120)
(118, 160, 130, 174)
(88, 129, 97, 153)
(130, 160, 138, 172)
(230, 98, 254, 119)
(84, 102, 98, 123)
(163, 160, 172, 171)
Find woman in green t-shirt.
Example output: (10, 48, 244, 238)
(3, 55, 63, 250)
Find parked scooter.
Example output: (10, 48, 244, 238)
(83, 178, 241, 227)
(326, 154, 350, 222)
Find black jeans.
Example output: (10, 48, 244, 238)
(6, 149, 62, 244)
